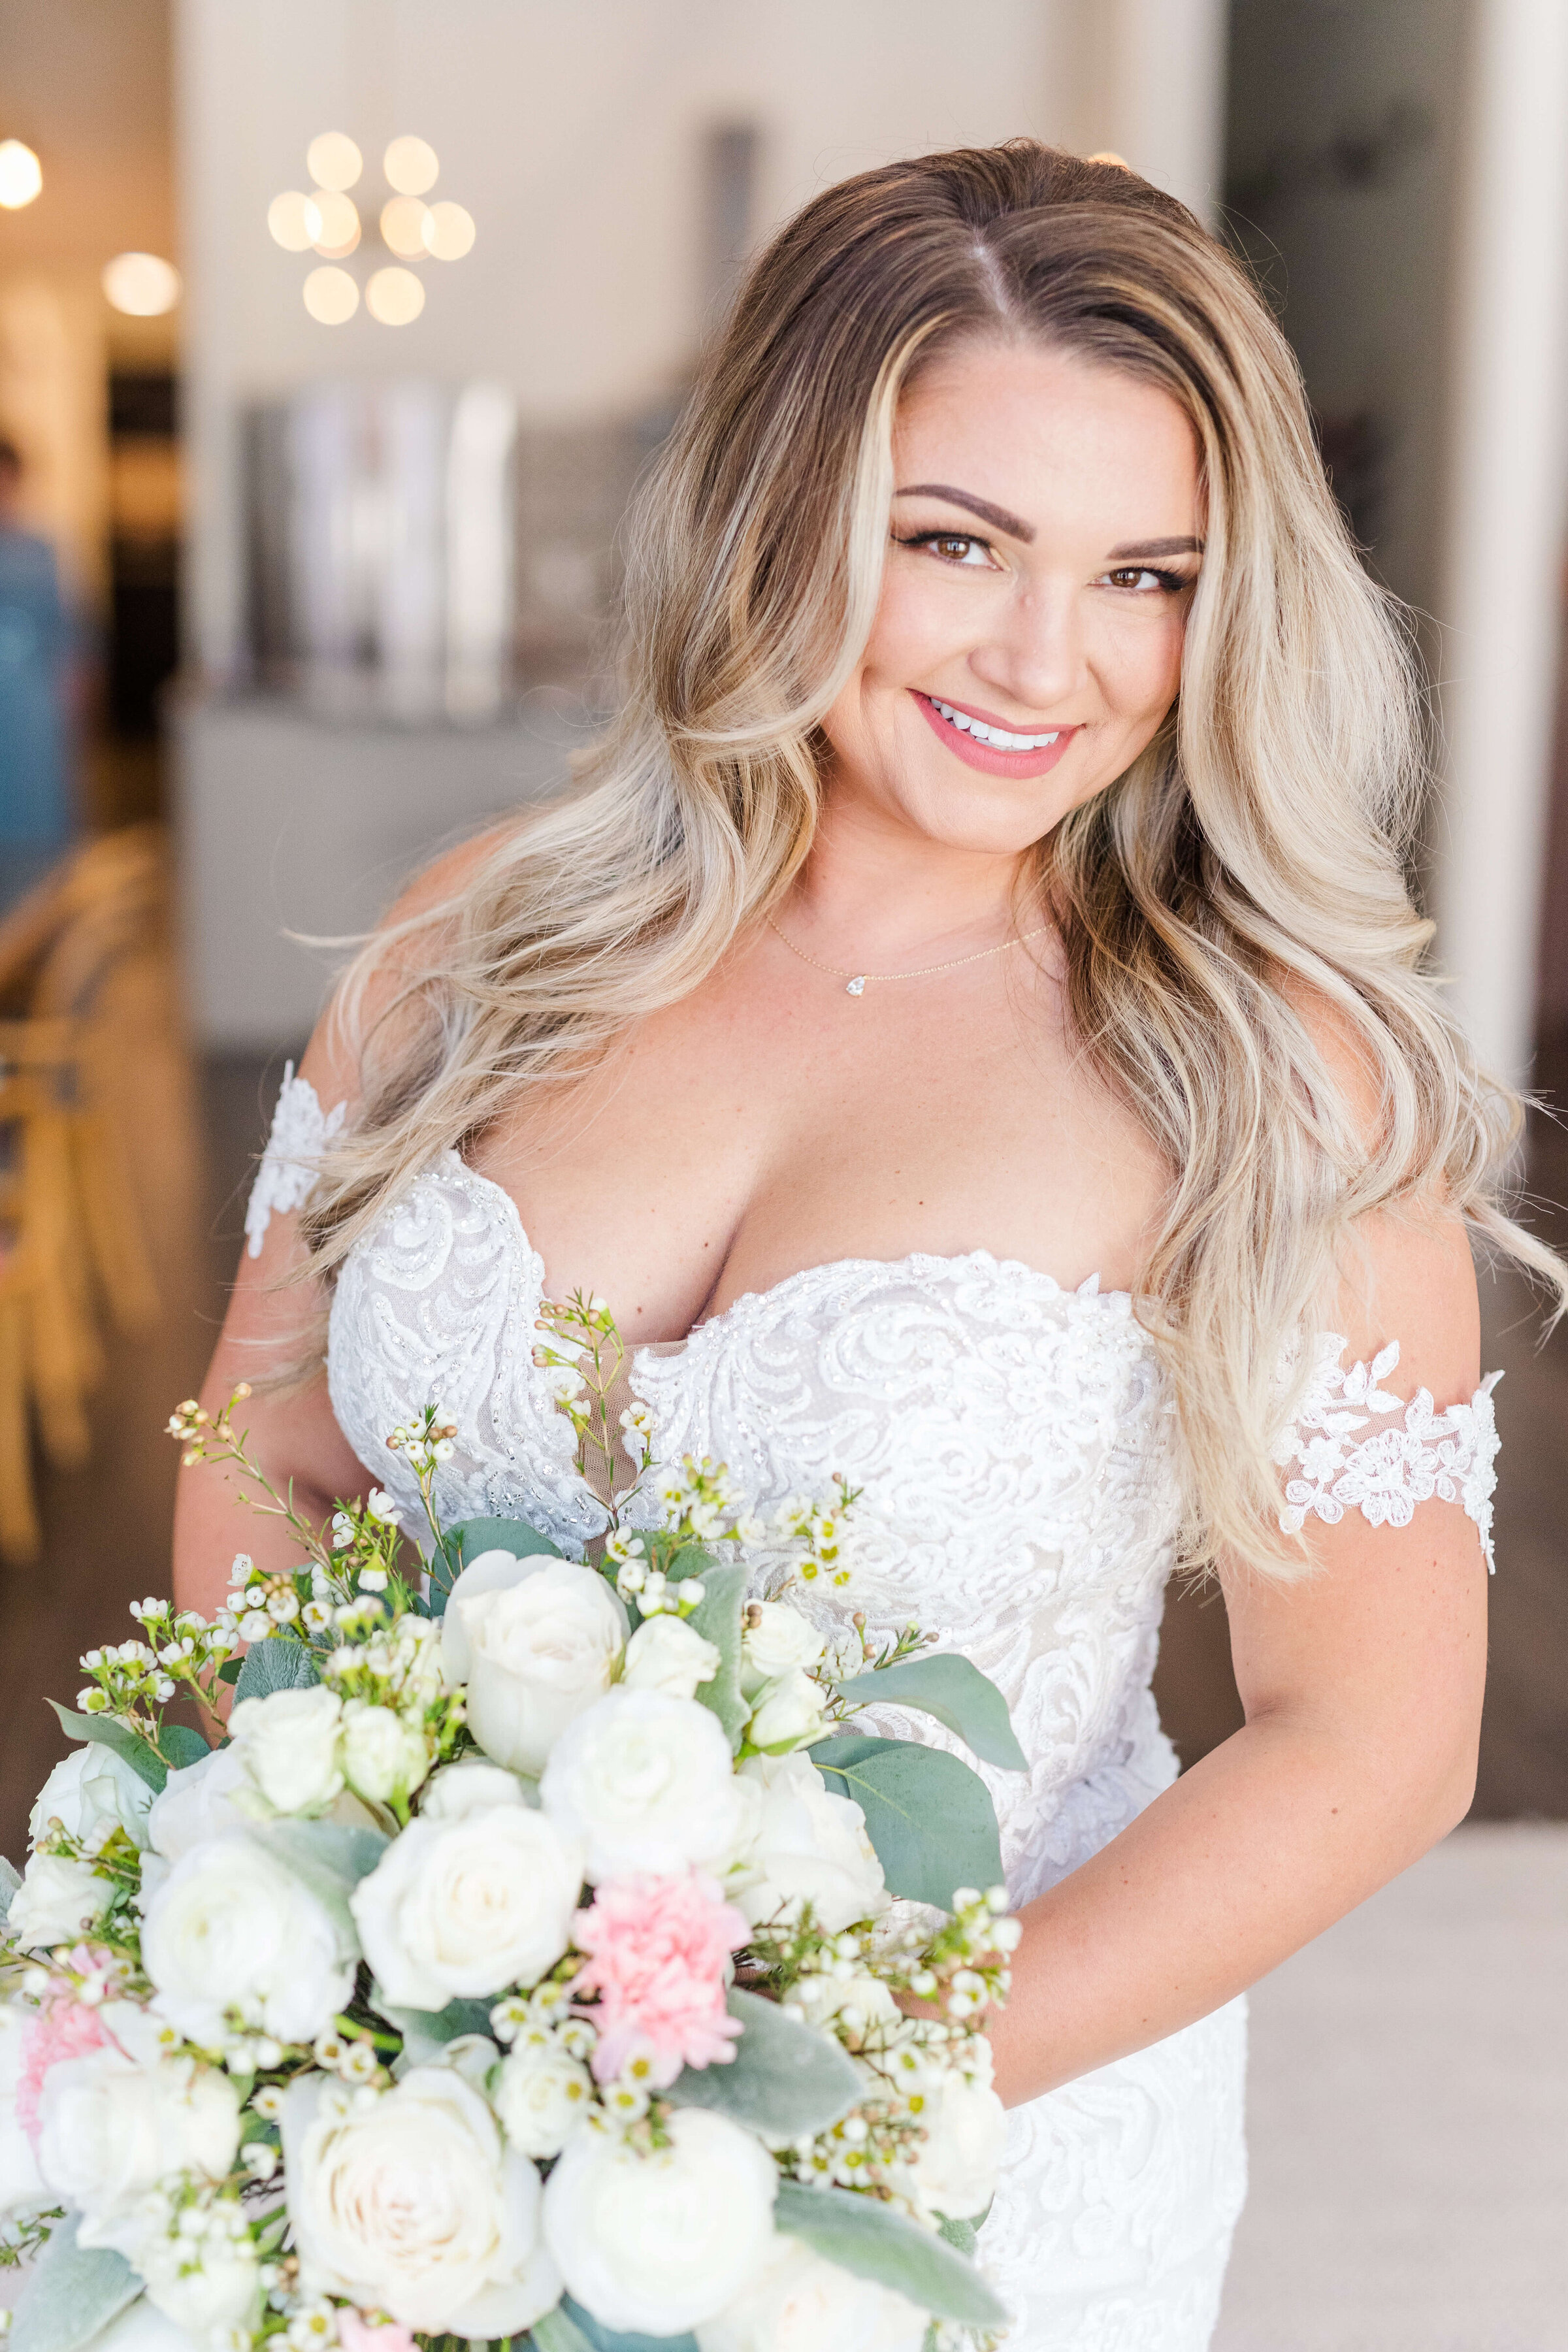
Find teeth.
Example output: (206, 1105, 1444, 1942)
(931, 698, 1060, 753)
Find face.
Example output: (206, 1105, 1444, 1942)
(820, 338, 1203, 857)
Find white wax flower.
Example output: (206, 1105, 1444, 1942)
(38, 2004, 240, 2227)
(740, 1603, 826, 1700)
(29, 1743, 155, 1854)
(7, 1851, 112, 1948)
(734, 1752, 889, 1935)
(696, 2235, 929, 2352)
(419, 1756, 538, 1818)
(492, 2036, 593, 2157)
(339, 1702, 431, 1806)
(0, 2006, 46, 2220)
(544, 2106, 777, 2336)
(229, 1684, 345, 1817)
(140, 1830, 356, 2046)
(453, 1557, 629, 1777)
(746, 1670, 830, 1756)
(146, 1744, 250, 1861)
(622, 1614, 722, 1700)
(351, 1805, 583, 2010)
(281, 2062, 561, 2336)
(129, 2223, 260, 2336)
(392, 1610, 451, 1705)
(540, 1691, 759, 1883)
(788, 1969, 900, 2044)
(902, 2065, 1007, 2221)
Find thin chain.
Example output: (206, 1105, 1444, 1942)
(764, 909, 1052, 985)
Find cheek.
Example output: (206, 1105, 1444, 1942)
(1100, 608, 1186, 721)
(858, 566, 968, 684)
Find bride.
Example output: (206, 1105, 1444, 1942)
(174, 142, 1562, 2347)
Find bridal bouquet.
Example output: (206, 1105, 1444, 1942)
(0, 1295, 1024, 2352)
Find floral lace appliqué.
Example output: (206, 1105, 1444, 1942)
(1274, 1333, 1502, 1570)
(243, 1062, 348, 1258)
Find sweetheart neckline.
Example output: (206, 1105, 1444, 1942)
(439, 1149, 1137, 1349)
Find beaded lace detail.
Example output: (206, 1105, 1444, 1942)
(243, 1063, 346, 1258)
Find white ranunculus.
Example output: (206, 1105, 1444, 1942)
(492, 2036, 593, 2157)
(351, 1805, 583, 2010)
(30, 1744, 155, 1854)
(340, 1702, 431, 1808)
(129, 2221, 261, 2336)
(419, 1756, 537, 1819)
(79, 2300, 206, 2352)
(903, 2066, 1007, 2221)
(37, 2003, 240, 2227)
(540, 1691, 759, 1883)
(7, 1851, 113, 1948)
(453, 1558, 629, 1777)
(696, 2235, 928, 2352)
(788, 1969, 900, 2046)
(145, 1744, 249, 1861)
(740, 1603, 826, 1700)
(622, 1614, 722, 1701)
(0, 2005, 46, 2219)
(229, 1684, 344, 1817)
(282, 2061, 561, 2335)
(140, 1830, 356, 2045)
(747, 1670, 829, 1756)
(544, 2106, 777, 2335)
(735, 1753, 889, 1935)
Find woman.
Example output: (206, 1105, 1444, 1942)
(177, 144, 1561, 2347)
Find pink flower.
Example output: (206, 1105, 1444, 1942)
(337, 2319, 417, 2352)
(16, 1993, 107, 2142)
(574, 1872, 750, 2086)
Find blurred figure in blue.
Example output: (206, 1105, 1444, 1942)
(0, 437, 75, 911)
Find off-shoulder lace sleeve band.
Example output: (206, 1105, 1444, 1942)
(1274, 1334, 1502, 1571)
(242, 1061, 348, 1259)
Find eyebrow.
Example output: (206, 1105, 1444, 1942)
(1105, 535, 1205, 560)
(894, 483, 1035, 542)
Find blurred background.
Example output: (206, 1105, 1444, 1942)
(0, 3, 1563, 2342)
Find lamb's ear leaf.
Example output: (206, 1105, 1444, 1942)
(665, 1985, 860, 2135)
(685, 1561, 749, 1750)
(831, 1652, 1026, 1772)
(0, 1854, 19, 1924)
(557, 2296, 698, 2352)
(7, 2212, 141, 2352)
(231, 1634, 319, 1706)
(773, 2180, 1008, 2328)
(807, 1733, 1003, 1909)
(45, 1700, 167, 1793)
(938, 2212, 980, 2259)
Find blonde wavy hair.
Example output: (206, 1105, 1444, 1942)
(301, 139, 1564, 1575)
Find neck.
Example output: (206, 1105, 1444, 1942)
(787, 787, 1039, 961)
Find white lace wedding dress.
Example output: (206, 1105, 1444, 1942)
(255, 1075, 1501, 2352)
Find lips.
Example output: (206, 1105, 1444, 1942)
(913, 691, 1077, 779)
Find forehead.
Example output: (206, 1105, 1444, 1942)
(894, 340, 1201, 532)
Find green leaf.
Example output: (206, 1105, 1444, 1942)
(157, 1723, 212, 1772)
(530, 2306, 596, 2352)
(807, 1735, 1002, 1909)
(8, 2212, 141, 2352)
(432, 1515, 564, 1617)
(232, 1635, 320, 1705)
(46, 1701, 166, 1793)
(832, 1654, 1026, 1772)
(685, 1561, 749, 1750)
(559, 2296, 698, 2352)
(216, 1656, 243, 1684)
(665, 1987, 860, 2136)
(246, 1818, 387, 1938)
(938, 2212, 979, 2259)
(376, 1989, 495, 2067)
(0, 1853, 19, 1924)
(774, 2181, 1007, 2328)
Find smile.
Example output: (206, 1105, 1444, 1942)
(911, 691, 1078, 778)
(930, 698, 1058, 751)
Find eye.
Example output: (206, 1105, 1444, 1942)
(1100, 564, 1189, 595)
(894, 530, 995, 568)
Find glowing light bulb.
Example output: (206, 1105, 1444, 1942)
(102, 252, 182, 318)
(309, 191, 360, 258)
(302, 266, 359, 325)
(365, 267, 425, 326)
(384, 135, 439, 195)
(306, 131, 362, 192)
(267, 190, 321, 251)
(0, 140, 42, 209)
(380, 196, 431, 257)
(421, 201, 475, 261)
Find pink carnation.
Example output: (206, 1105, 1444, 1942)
(574, 1872, 750, 2086)
(337, 2319, 416, 2352)
(16, 1993, 107, 2142)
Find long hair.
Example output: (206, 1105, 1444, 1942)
(299, 140, 1565, 1574)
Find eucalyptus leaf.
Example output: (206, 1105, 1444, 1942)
(665, 1987, 860, 2135)
(560, 2296, 698, 2352)
(246, 1817, 387, 1938)
(377, 1988, 495, 2068)
(0, 1852, 19, 1924)
(530, 2306, 596, 2352)
(7, 2212, 141, 2352)
(157, 1723, 212, 1772)
(833, 1653, 1026, 1772)
(431, 1514, 563, 1616)
(45, 1701, 165, 1793)
(231, 1635, 320, 1706)
(685, 1561, 749, 1750)
(774, 2180, 1007, 2328)
(807, 1735, 1003, 1909)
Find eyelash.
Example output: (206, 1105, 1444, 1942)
(892, 530, 1190, 596)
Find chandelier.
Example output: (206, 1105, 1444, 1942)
(268, 131, 476, 327)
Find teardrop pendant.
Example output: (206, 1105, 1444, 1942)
(845, 975, 867, 996)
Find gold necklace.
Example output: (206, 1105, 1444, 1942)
(764, 911, 1051, 998)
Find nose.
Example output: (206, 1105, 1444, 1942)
(966, 579, 1087, 716)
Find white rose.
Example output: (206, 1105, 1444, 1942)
(140, 1830, 356, 2045)
(340, 1703, 431, 1807)
(282, 2061, 561, 2334)
(540, 1691, 759, 1883)
(902, 2066, 1007, 2221)
(30, 1744, 155, 1854)
(735, 1753, 889, 1935)
(351, 1806, 583, 2010)
(788, 1970, 899, 2046)
(746, 1671, 830, 1756)
(419, 1756, 537, 1819)
(452, 1558, 629, 1777)
(229, 1684, 344, 1817)
(492, 2036, 593, 2157)
(146, 1745, 250, 1862)
(696, 2234, 928, 2352)
(623, 1614, 722, 1700)
(546, 2108, 777, 2335)
(0, 2005, 47, 2219)
(7, 1852, 113, 1948)
(37, 2004, 240, 2226)
(740, 1603, 826, 1700)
